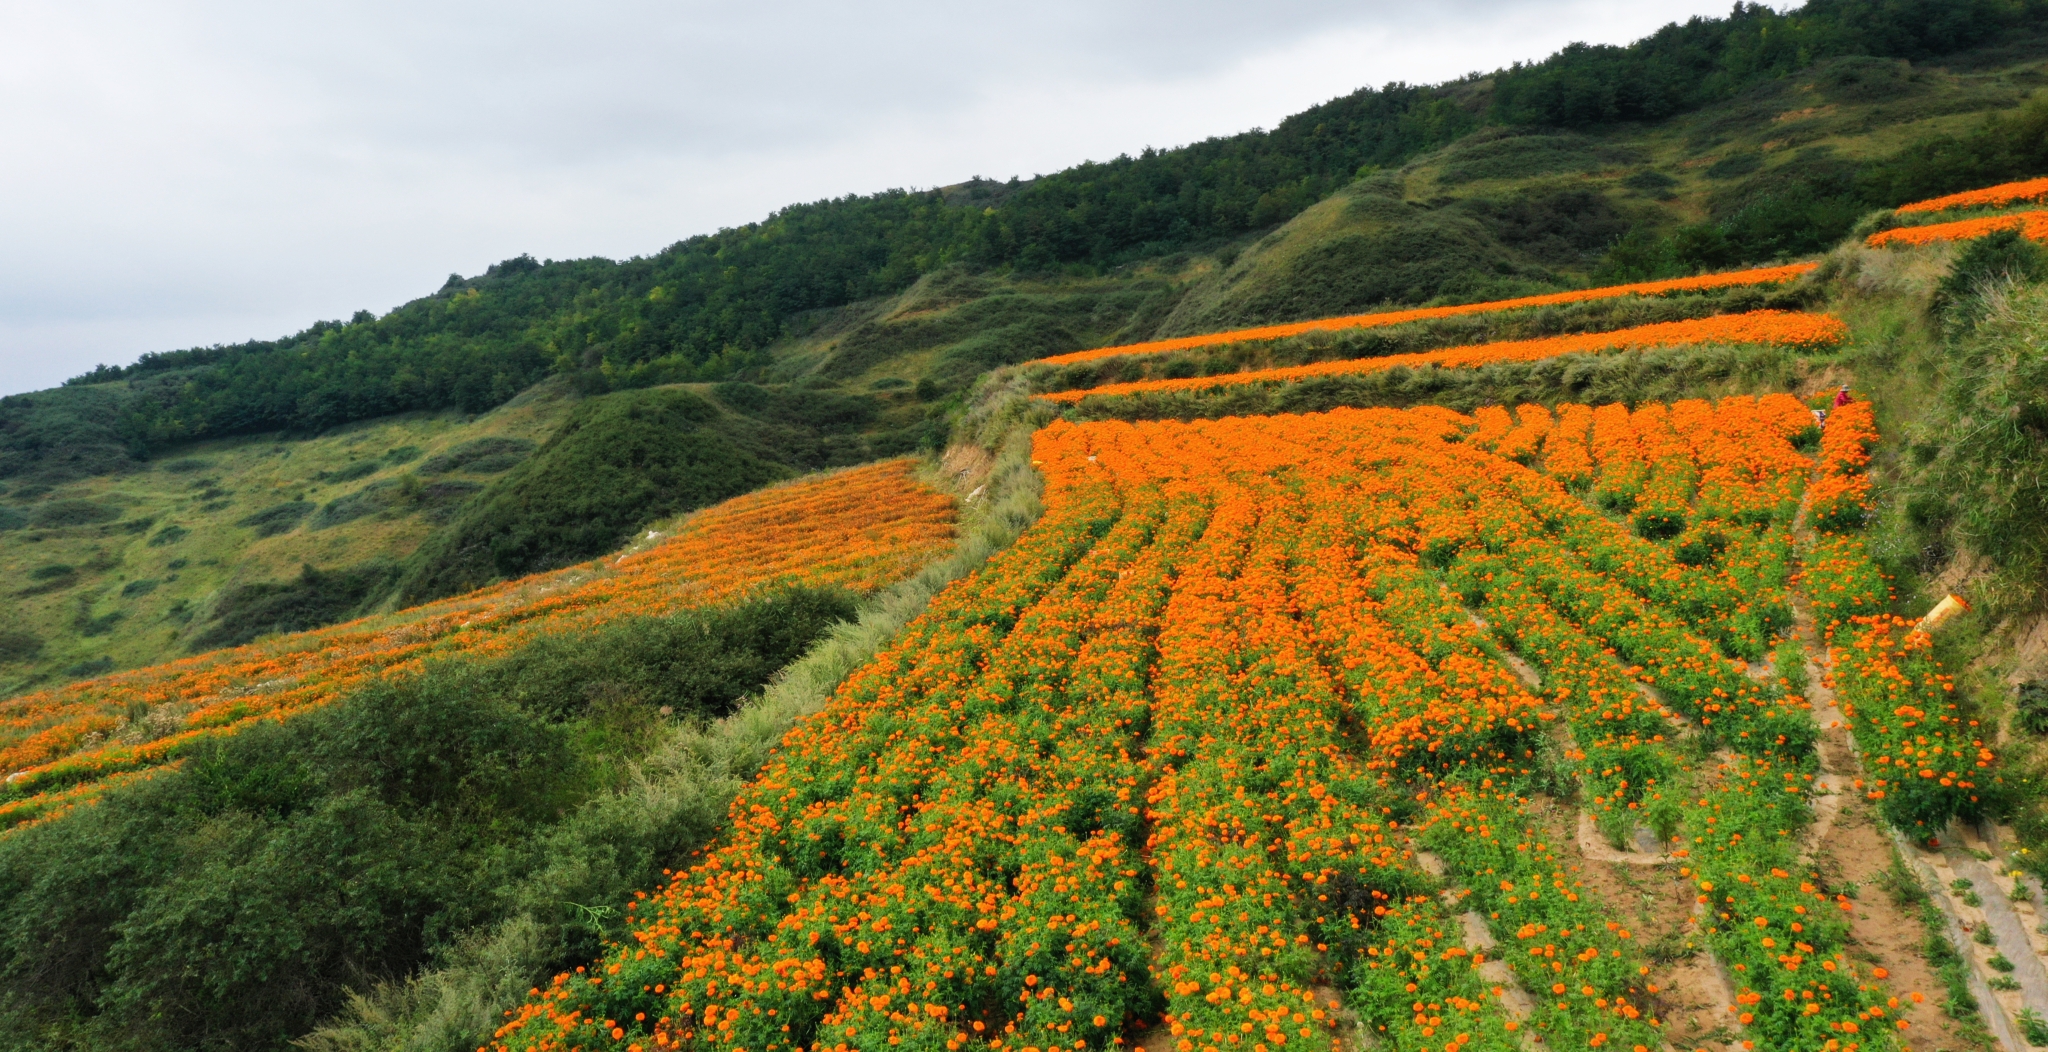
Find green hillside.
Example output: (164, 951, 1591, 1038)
(9, 3, 2048, 1050)
(9, 2, 2048, 692)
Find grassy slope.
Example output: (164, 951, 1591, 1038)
(0, 381, 577, 697)
(782, 42, 2048, 385)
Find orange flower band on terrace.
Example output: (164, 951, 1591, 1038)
(1867, 209, 2048, 248)
(1038, 309, 1849, 403)
(1028, 262, 1818, 366)
(1896, 176, 2048, 214)
(0, 459, 956, 833)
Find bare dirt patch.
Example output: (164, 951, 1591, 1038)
(1525, 796, 1742, 1047)
(1810, 796, 1956, 1044)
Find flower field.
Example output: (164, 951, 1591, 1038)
(1039, 311, 1849, 404)
(1029, 264, 1818, 367)
(1896, 176, 2048, 214)
(1866, 209, 2048, 248)
(0, 459, 957, 832)
(495, 395, 1949, 1052)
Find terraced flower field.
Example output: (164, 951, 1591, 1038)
(1030, 264, 1819, 368)
(493, 396, 1977, 1052)
(0, 459, 957, 832)
(1039, 312, 1849, 404)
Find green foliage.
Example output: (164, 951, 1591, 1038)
(458, 585, 859, 722)
(58, 657, 113, 680)
(0, 630, 42, 664)
(29, 501, 118, 529)
(189, 562, 401, 651)
(1933, 228, 2048, 321)
(395, 389, 784, 602)
(820, 274, 1171, 384)
(1197, 187, 1627, 329)
(1435, 129, 1644, 184)
(397, 386, 923, 603)
(1603, 96, 2048, 281)
(2021, 1007, 2048, 1045)
(235, 501, 313, 538)
(1906, 281, 2048, 611)
(312, 461, 381, 484)
(0, 587, 855, 1052)
(310, 477, 421, 529)
(1487, 0, 2047, 127)
(2016, 681, 2048, 736)
(145, 524, 187, 548)
(417, 436, 535, 475)
(31, 0, 2032, 458)
(0, 384, 139, 485)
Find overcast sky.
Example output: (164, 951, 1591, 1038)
(0, 0, 1746, 396)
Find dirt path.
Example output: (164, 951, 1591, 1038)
(1525, 797, 1734, 1052)
(1790, 489, 2016, 1051)
(1414, 848, 1544, 1049)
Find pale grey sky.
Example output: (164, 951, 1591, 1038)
(0, 0, 1743, 395)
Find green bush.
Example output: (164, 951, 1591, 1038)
(2016, 681, 2048, 736)
(0, 630, 42, 663)
(236, 501, 314, 538)
(0, 586, 857, 1052)
(58, 657, 113, 680)
(417, 437, 535, 475)
(189, 562, 400, 651)
(1433, 129, 1643, 184)
(396, 389, 787, 603)
(30, 501, 119, 529)
(311, 478, 418, 529)
(467, 585, 859, 722)
(1909, 281, 2048, 611)
(1933, 228, 2048, 323)
(312, 461, 381, 484)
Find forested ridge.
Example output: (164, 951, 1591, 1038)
(23, 0, 2048, 458)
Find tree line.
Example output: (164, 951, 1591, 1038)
(49, 0, 2048, 454)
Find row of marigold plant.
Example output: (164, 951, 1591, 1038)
(0, 459, 959, 832)
(1036, 312, 1850, 405)
(491, 399, 1960, 1052)
(1030, 263, 1819, 367)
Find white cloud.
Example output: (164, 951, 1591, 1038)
(0, 0, 1734, 395)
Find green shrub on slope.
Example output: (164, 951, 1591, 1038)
(0, 586, 855, 1052)
(396, 389, 787, 603)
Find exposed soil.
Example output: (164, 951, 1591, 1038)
(1806, 797, 1956, 1045)
(1526, 796, 1738, 1051)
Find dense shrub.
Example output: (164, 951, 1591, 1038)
(29, 501, 119, 529)
(235, 501, 314, 538)
(0, 630, 42, 663)
(395, 389, 785, 602)
(1933, 228, 2048, 321)
(1907, 280, 2048, 610)
(0, 586, 856, 1052)
(189, 562, 401, 651)
(417, 436, 535, 475)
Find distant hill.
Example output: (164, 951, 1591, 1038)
(5, 0, 2048, 690)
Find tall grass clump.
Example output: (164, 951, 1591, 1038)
(1904, 255, 2048, 615)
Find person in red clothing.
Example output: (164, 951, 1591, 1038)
(1833, 384, 1852, 407)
